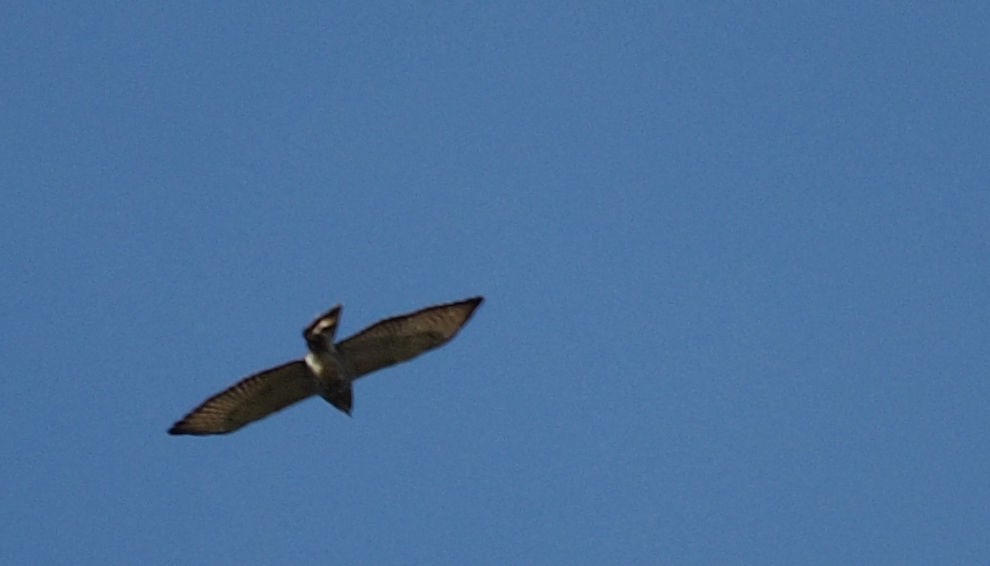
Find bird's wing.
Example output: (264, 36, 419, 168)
(169, 360, 317, 435)
(337, 297, 483, 379)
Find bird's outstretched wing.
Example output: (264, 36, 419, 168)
(337, 297, 483, 379)
(168, 361, 318, 435)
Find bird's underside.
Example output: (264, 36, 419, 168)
(168, 297, 483, 436)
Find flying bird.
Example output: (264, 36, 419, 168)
(168, 297, 483, 435)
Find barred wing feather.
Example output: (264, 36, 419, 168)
(338, 297, 483, 379)
(168, 361, 318, 435)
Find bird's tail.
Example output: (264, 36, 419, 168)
(322, 384, 353, 416)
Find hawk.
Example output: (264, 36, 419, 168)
(168, 297, 483, 435)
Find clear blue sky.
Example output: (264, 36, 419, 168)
(2, 3, 988, 564)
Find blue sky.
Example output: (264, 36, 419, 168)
(2, 3, 988, 564)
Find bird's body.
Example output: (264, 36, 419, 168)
(301, 304, 354, 414)
(306, 347, 353, 414)
(168, 297, 483, 435)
